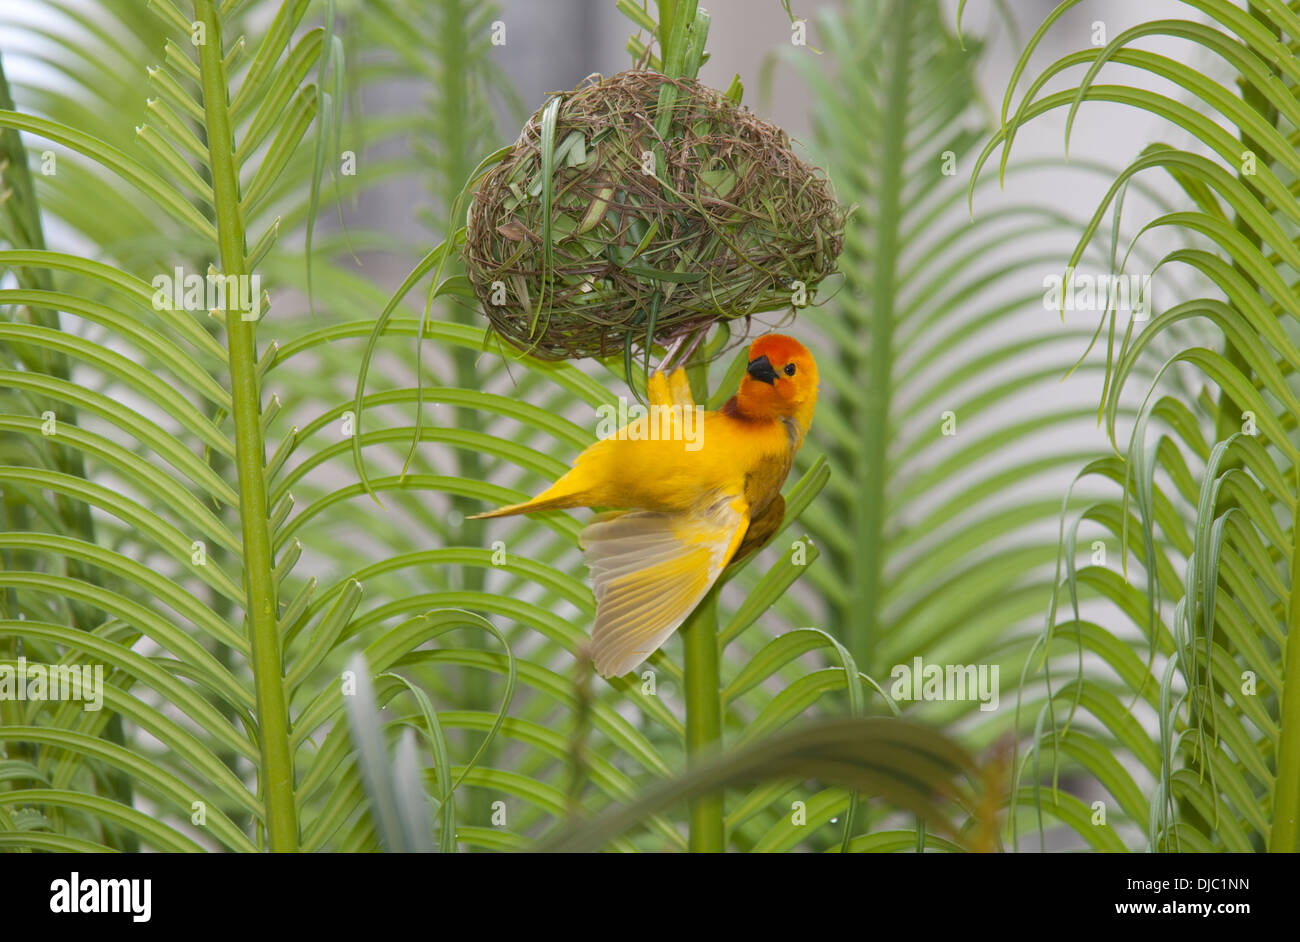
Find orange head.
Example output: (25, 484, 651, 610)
(733, 334, 818, 432)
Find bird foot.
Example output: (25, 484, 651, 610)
(654, 328, 705, 374)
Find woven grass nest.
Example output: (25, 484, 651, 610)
(463, 69, 845, 361)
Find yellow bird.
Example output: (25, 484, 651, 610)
(472, 333, 818, 677)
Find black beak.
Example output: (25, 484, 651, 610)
(747, 354, 778, 385)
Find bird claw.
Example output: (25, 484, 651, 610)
(654, 328, 705, 374)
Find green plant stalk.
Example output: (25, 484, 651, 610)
(194, 0, 297, 852)
(656, 0, 680, 56)
(648, 0, 721, 853)
(435, 0, 494, 843)
(1269, 495, 1300, 851)
(650, 0, 702, 181)
(681, 586, 723, 851)
(852, 0, 910, 671)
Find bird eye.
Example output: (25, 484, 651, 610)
(784, 363, 796, 376)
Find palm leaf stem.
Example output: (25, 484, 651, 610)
(194, 0, 296, 851)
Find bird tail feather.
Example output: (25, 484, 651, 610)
(467, 476, 593, 519)
(467, 493, 578, 519)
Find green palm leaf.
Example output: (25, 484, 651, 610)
(973, 0, 1300, 852)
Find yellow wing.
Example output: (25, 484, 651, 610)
(580, 493, 748, 677)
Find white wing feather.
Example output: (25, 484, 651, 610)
(580, 495, 748, 677)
